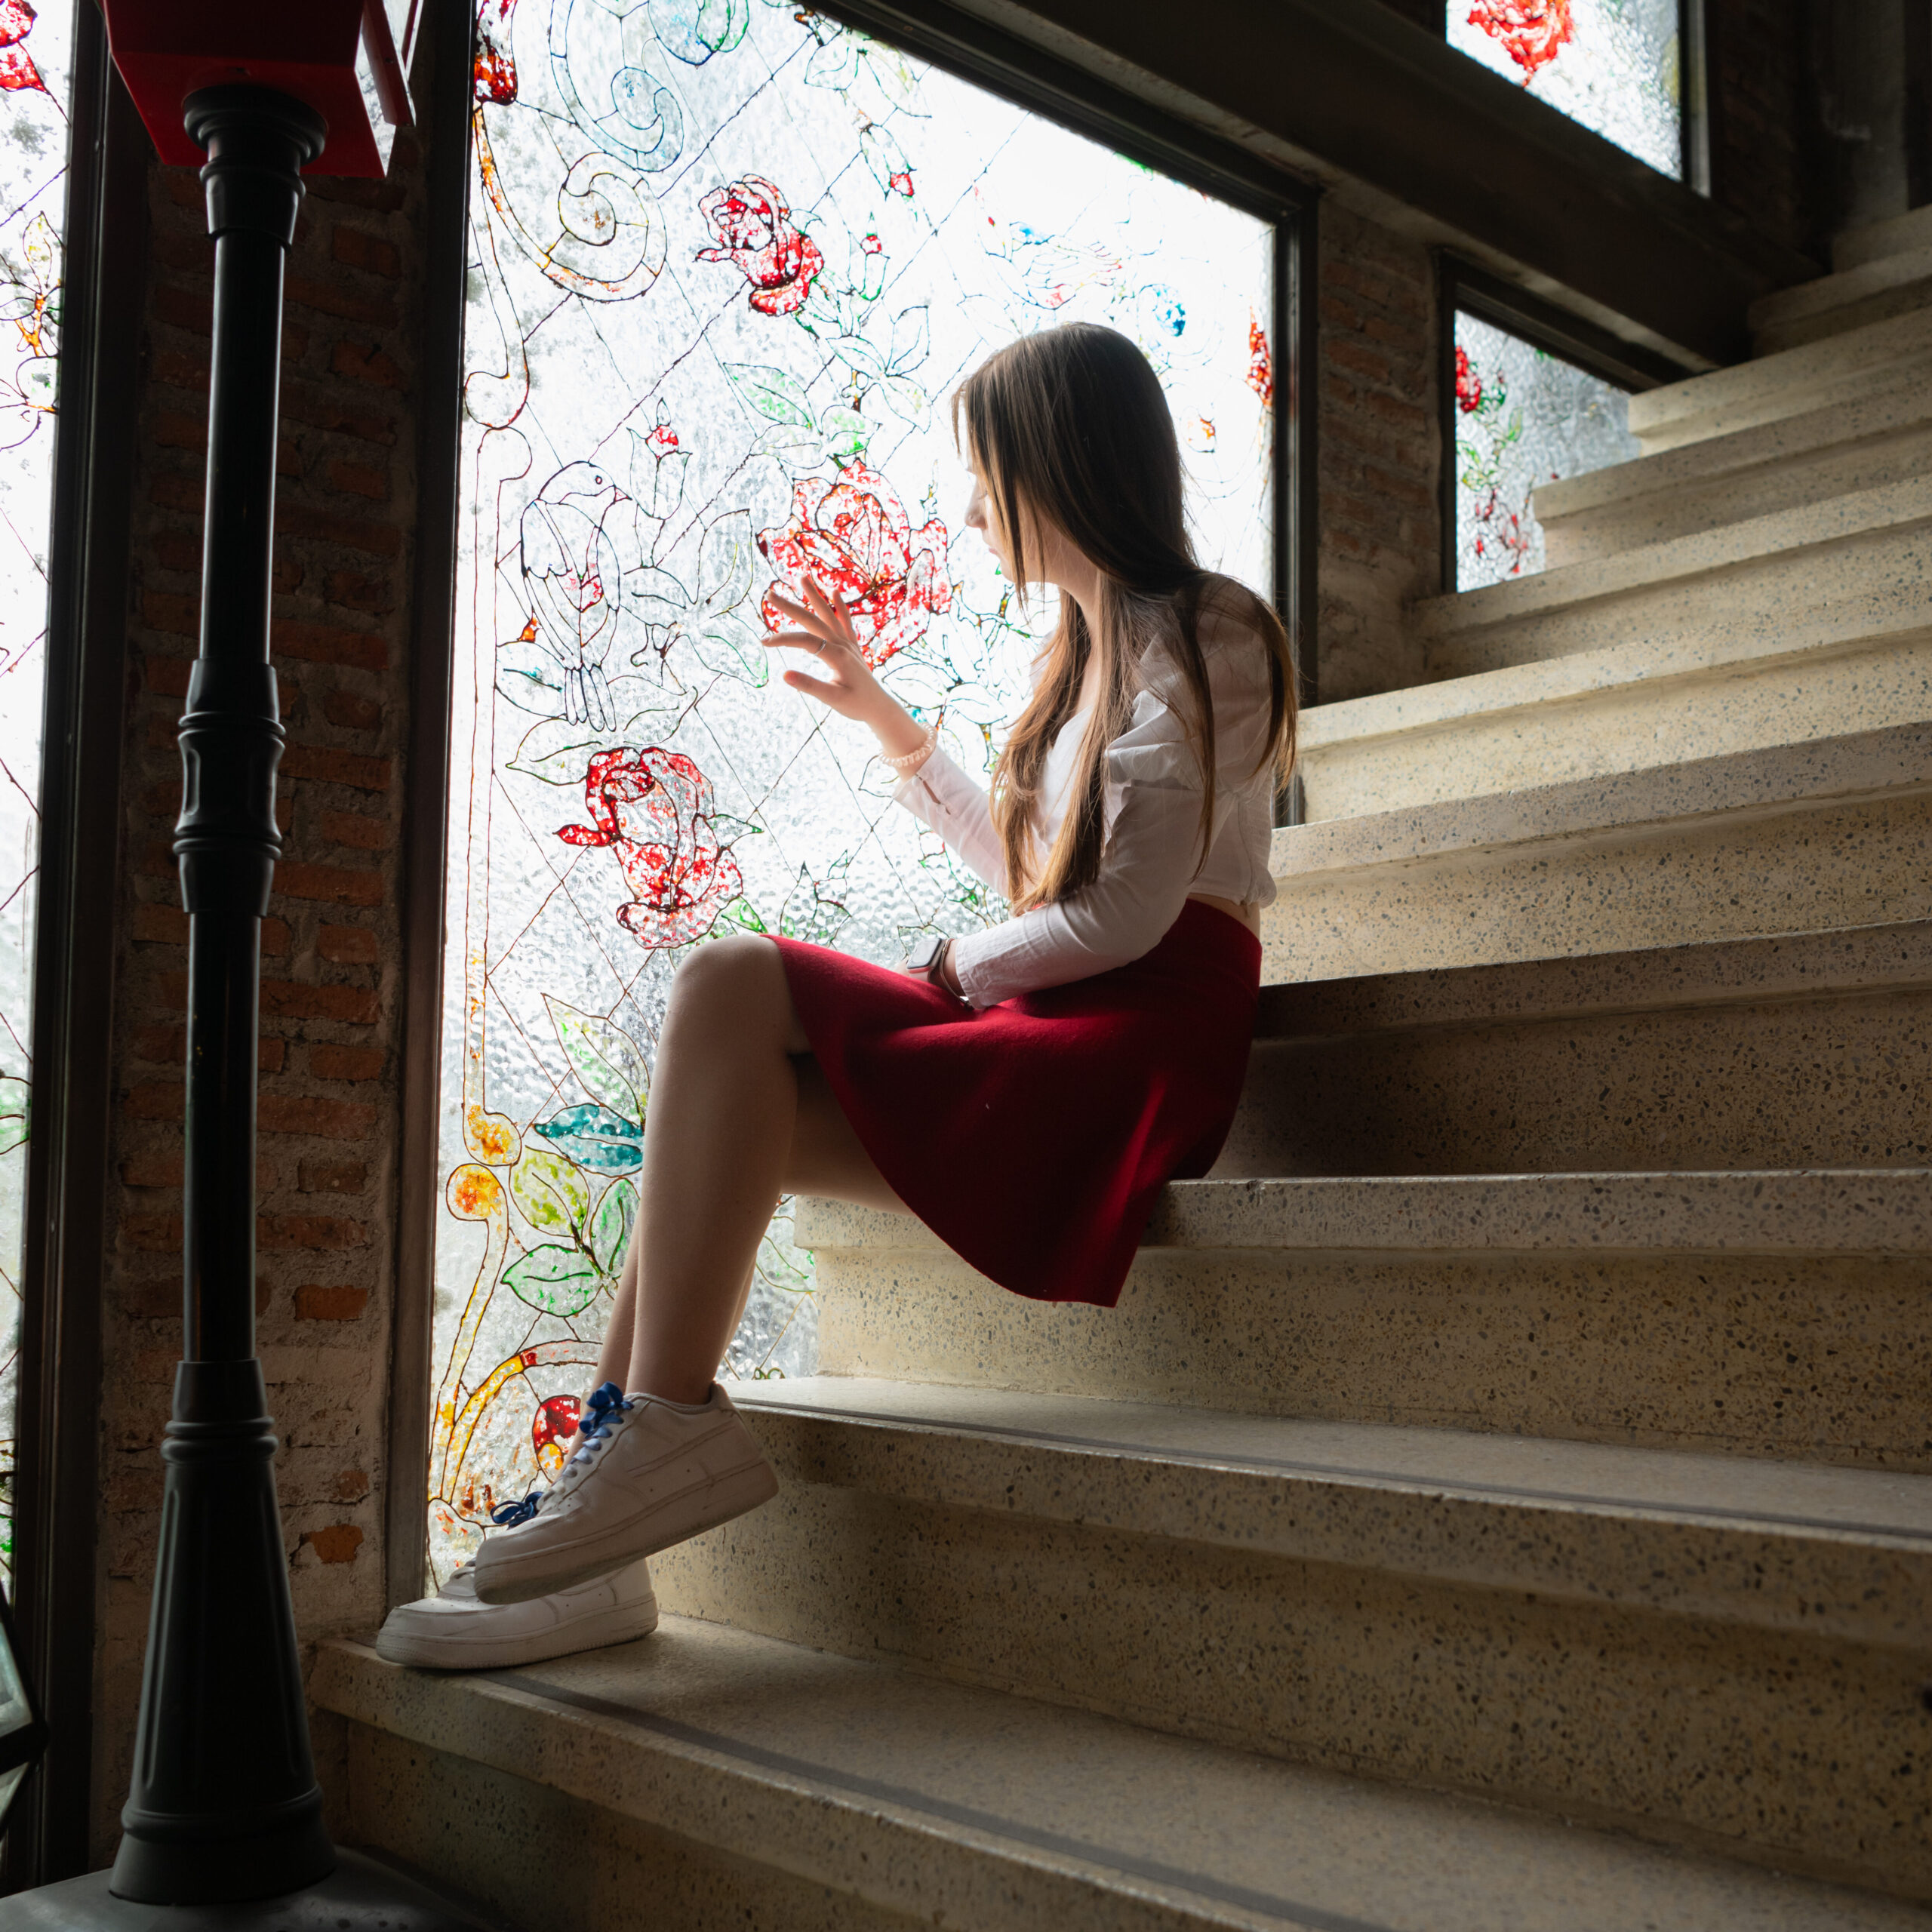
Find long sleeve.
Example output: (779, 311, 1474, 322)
(891, 743, 1008, 891)
(949, 619, 1273, 1009)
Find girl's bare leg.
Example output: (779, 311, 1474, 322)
(611, 936, 900, 1404)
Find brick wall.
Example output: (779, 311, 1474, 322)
(1705, 0, 1816, 258)
(94, 139, 426, 1855)
(1313, 204, 1440, 703)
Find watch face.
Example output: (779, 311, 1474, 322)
(908, 935, 945, 972)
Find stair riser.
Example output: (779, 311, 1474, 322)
(1423, 519, 1932, 680)
(1540, 420, 1932, 567)
(1217, 987, 1932, 1177)
(814, 1248, 1932, 1469)
(1757, 277, 1932, 357)
(1300, 634, 1932, 820)
(338, 1725, 926, 1932)
(1263, 790, 1932, 983)
(1629, 312, 1932, 454)
(654, 1473, 1930, 1894)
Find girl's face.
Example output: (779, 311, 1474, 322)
(962, 457, 1013, 578)
(964, 451, 1085, 594)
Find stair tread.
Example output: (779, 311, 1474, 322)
(739, 1375, 1932, 1553)
(1834, 202, 1932, 273)
(1273, 721, 1932, 880)
(1415, 473, 1932, 641)
(1251, 920, 1932, 1038)
(316, 1624, 1922, 1932)
(798, 1168, 1932, 1257)
(1749, 245, 1932, 332)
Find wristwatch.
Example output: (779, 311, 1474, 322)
(905, 934, 956, 992)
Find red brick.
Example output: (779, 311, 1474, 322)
(279, 743, 390, 792)
(299, 1158, 367, 1193)
(327, 458, 389, 503)
(122, 1212, 183, 1253)
(1325, 340, 1391, 384)
(257, 980, 380, 1025)
(260, 1038, 288, 1073)
(132, 903, 188, 945)
(273, 860, 385, 907)
(320, 808, 389, 851)
(152, 408, 207, 452)
(318, 925, 377, 964)
(144, 655, 192, 700)
(309, 1044, 383, 1082)
(131, 1023, 183, 1063)
(142, 590, 198, 640)
(259, 1095, 377, 1140)
(150, 472, 204, 515)
(285, 275, 396, 328)
(281, 383, 398, 448)
(152, 284, 212, 337)
(302, 1524, 365, 1564)
(323, 568, 396, 616)
(273, 618, 387, 672)
(125, 1082, 183, 1122)
(260, 1214, 368, 1251)
(122, 1151, 182, 1189)
(294, 1284, 370, 1321)
(331, 1468, 371, 1503)
(275, 500, 402, 558)
(263, 916, 291, 958)
(310, 162, 411, 213)
(150, 347, 210, 397)
(321, 689, 382, 731)
(331, 224, 401, 278)
(329, 340, 404, 390)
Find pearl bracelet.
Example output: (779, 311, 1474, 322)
(880, 721, 940, 774)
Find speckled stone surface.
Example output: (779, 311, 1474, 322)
(1536, 393, 1932, 568)
(314, 1628, 1931, 1927)
(800, 1180, 1932, 1469)
(642, 1380, 1932, 1887)
(1835, 204, 1932, 274)
(1753, 260, 1932, 356)
(1628, 305, 1932, 454)
(1265, 725, 1932, 983)
(1417, 477, 1932, 678)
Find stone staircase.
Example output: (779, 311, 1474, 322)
(312, 210, 1932, 1927)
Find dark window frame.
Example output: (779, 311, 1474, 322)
(1436, 254, 1679, 594)
(386, 0, 1324, 1608)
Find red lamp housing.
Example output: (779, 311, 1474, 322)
(100, 0, 418, 177)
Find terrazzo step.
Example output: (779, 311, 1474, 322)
(1414, 473, 1932, 681)
(1264, 721, 1932, 983)
(1297, 620, 1932, 823)
(649, 1376, 1932, 1896)
(798, 1171, 1932, 1470)
(1626, 303, 1932, 454)
(1216, 920, 1932, 1177)
(311, 1623, 1927, 1930)
(1832, 203, 1932, 274)
(1749, 241, 1932, 355)
(1534, 381, 1932, 566)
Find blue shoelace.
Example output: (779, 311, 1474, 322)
(488, 1382, 635, 1527)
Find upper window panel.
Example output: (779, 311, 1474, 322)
(1451, 0, 1684, 177)
(428, 0, 1278, 1578)
(0, 0, 73, 1582)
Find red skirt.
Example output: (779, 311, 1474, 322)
(772, 899, 1261, 1308)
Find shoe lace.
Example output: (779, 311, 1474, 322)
(486, 1383, 633, 1528)
(489, 1491, 543, 1527)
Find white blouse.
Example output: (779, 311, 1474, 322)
(893, 604, 1279, 1008)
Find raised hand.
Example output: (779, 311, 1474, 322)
(764, 577, 929, 760)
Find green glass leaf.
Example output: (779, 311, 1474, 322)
(503, 1244, 600, 1318)
(510, 1146, 591, 1235)
(589, 1177, 638, 1275)
(533, 1103, 644, 1174)
(544, 996, 648, 1120)
(724, 361, 814, 428)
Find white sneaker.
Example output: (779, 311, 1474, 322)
(472, 1382, 778, 1605)
(374, 1556, 658, 1669)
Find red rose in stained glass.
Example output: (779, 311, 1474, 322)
(532, 1393, 580, 1472)
(697, 175, 824, 316)
(0, 0, 47, 94)
(474, 0, 518, 103)
(1245, 312, 1272, 408)
(757, 461, 952, 669)
(1454, 345, 1483, 414)
(557, 747, 745, 949)
(1466, 0, 1575, 78)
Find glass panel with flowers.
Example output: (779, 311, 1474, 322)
(1450, 0, 1684, 178)
(0, 0, 74, 1585)
(1452, 309, 1639, 589)
(430, 0, 1278, 1583)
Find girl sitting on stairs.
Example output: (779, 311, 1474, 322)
(377, 321, 1299, 1669)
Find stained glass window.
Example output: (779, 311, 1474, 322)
(429, 0, 1278, 1580)
(1450, 0, 1684, 178)
(0, 0, 72, 1583)
(1452, 309, 1638, 588)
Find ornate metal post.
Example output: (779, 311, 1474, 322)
(106, 83, 333, 1906)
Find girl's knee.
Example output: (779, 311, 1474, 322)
(669, 934, 786, 1023)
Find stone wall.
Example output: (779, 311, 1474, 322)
(92, 133, 429, 1857)
(1706, 0, 1816, 258)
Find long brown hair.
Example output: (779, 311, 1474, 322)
(954, 324, 1297, 911)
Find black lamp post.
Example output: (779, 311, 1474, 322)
(3, 14, 488, 1930)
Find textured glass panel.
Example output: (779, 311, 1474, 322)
(0, 0, 72, 1583)
(1450, 0, 1682, 177)
(429, 0, 1275, 1582)
(1453, 309, 1638, 589)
